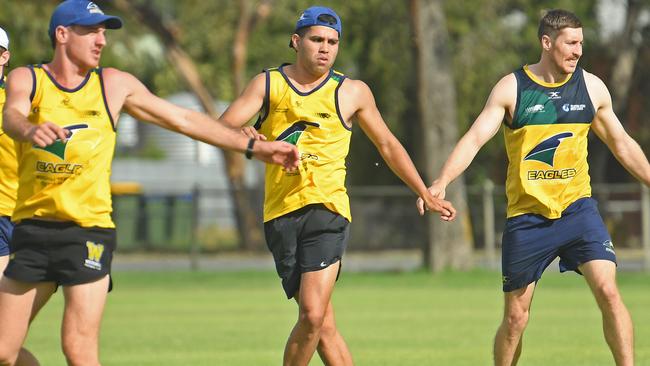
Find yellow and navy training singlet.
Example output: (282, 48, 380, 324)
(0, 75, 18, 217)
(505, 65, 595, 219)
(12, 65, 117, 228)
(255, 64, 351, 222)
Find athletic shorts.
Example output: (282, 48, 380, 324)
(501, 197, 616, 292)
(0, 216, 13, 256)
(4, 219, 116, 289)
(264, 204, 350, 299)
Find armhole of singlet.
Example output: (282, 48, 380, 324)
(97, 68, 117, 132)
(253, 69, 270, 130)
(28, 65, 36, 102)
(334, 76, 351, 131)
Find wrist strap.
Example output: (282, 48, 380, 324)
(245, 138, 255, 159)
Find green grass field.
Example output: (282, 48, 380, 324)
(23, 269, 649, 365)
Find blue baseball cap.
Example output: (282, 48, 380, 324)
(49, 0, 123, 41)
(290, 6, 342, 48)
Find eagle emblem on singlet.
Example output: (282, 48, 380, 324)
(523, 132, 573, 167)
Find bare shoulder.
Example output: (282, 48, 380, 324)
(338, 77, 372, 100)
(101, 67, 139, 86)
(486, 73, 517, 108)
(246, 72, 267, 95)
(6, 66, 34, 88)
(582, 69, 611, 108)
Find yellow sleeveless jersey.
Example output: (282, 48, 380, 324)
(0, 76, 18, 217)
(255, 65, 351, 222)
(13, 65, 117, 228)
(505, 66, 595, 219)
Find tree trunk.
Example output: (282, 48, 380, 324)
(410, 0, 473, 271)
(108, 0, 266, 250)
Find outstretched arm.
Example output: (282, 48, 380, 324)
(588, 73, 650, 185)
(416, 73, 514, 214)
(350, 79, 455, 220)
(107, 68, 297, 168)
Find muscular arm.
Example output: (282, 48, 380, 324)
(435, 75, 514, 189)
(3, 67, 68, 146)
(587, 72, 650, 185)
(219, 73, 266, 128)
(349, 79, 455, 219)
(105, 68, 297, 167)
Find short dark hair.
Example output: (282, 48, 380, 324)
(538, 9, 582, 40)
(289, 27, 310, 50)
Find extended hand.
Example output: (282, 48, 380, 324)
(416, 180, 447, 216)
(254, 140, 300, 170)
(241, 126, 267, 141)
(27, 122, 70, 147)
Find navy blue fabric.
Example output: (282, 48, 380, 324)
(0, 216, 13, 256)
(501, 198, 616, 292)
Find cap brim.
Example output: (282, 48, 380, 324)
(75, 14, 123, 30)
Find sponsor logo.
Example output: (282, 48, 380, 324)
(502, 275, 509, 284)
(276, 121, 320, 145)
(603, 240, 615, 254)
(548, 91, 561, 100)
(320, 261, 328, 267)
(33, 123, 88, 160)
(84, 241, 105, 270)
(524, 132, 576, 180)
(316, 112, 331, 119)
(562, 104, 586, 112)
(524, 104, 545, 114)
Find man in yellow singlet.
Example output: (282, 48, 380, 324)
(417, 9, 648, 366)
(0, 1, 299, 365)
(0, 26, 41, 366)
(219, 6, 456, 366)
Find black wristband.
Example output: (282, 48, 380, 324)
(245, 138, 255, 159)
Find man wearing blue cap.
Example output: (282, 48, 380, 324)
(0, 1, 299, 365)
(219, 6, 455, 366)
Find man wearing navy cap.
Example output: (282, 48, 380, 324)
(219, 6, 455, 365)
(0, 1, 299, 365)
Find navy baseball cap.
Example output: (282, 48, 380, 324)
(290, 6, 342, 48)
(49, 1, 123, 41)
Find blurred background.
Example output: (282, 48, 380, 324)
(3, 0, 650, 272)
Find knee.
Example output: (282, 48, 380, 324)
(503, 308, 530, 335)
(319, 318, 337, 340)
(62, 339, 98, 366)
(298, 307, 326, 332)
(593, 283, 622, 310)
(0, 347, 18, 366)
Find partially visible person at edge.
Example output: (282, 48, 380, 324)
(0, 25, 41, 366)
(0, 1, 299, 365)
(417, 8, 643, 366)
(219, 6, 456, 366)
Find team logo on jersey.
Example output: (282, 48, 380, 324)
(276, 121, 320, 145)
(33, 123, 88, 160)
(524, 132, 573, 166)
(84, 241, 105, 270)
(525, 132, 576, 180)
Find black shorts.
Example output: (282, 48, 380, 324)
(264, 204, 349, 299)
(4, 220, 116, 289)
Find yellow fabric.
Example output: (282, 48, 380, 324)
(258, 67, 351, 222)
(0, 80, 18, 217)
(13, 66, 116, 228)
(504, 123, 591, 219)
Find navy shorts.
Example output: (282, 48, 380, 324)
(264, 204, 349, 299)
(4, 220, 116, 288)
(0, 216, 13, 256)
(501, 198, 616, 292)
